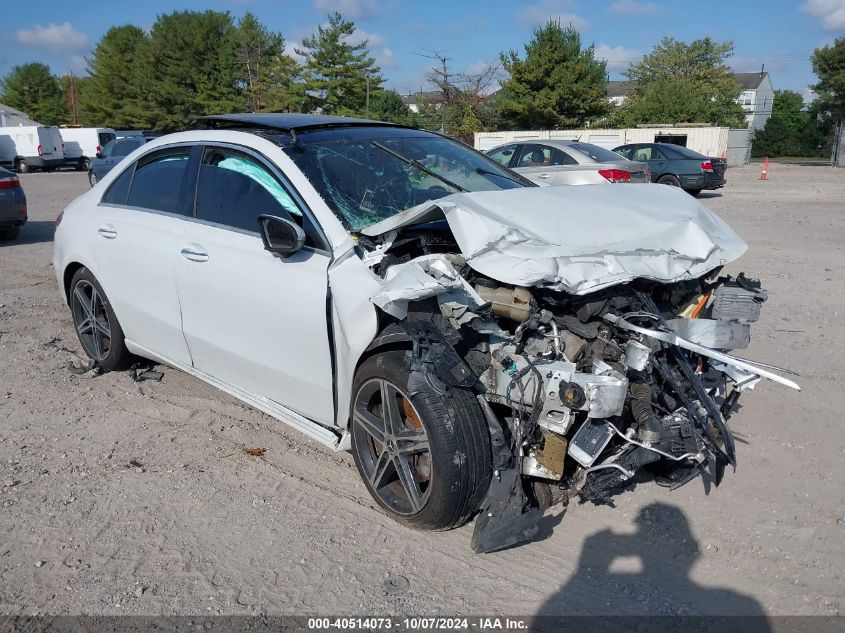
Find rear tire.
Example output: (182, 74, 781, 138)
(15, 159, 28, 174)
(69, 267, 131, 371)
(657, 174, 681, 188)
(0, 227, 20, 241)
(350, 350, 492, 531)
(77, 158, 90, 172)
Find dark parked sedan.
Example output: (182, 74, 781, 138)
(613, 142, 726, 196)
(0, 166, 27, 241)
(88, 136, 152, 187)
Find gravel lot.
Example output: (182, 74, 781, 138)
(1, 163, 843, 618)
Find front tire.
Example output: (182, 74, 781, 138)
(69, 267, 131, 371)
(15, 159, 28, 174)
(350, 350, 492, 531)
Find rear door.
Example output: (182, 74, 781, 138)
(175, 143, 335, 425)
(90, 145, 197, 365)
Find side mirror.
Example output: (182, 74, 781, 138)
(258, 214, 305, 256)
(96, 151, 104, 159)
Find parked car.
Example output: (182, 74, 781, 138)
(60, 127, 117, 171)
(486, 139, 649, 186)
(613, 142, 726, 196)
(53, 114, 797, 552)
(0, 166, 27, 240)
(88, 136, 152, 186)
(0, 125, 65, 173)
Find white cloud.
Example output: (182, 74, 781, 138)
(69, 55, 88, 75)
(15, 22, 88, 51)
(375, 48, 396, 69)
(802, 0, 845, 29)
(594, 43, 642, 71)
(287, 41, 307, 64)
(520, 1, 588, 30)
(313, 0, 376, 19)
(609, 0, 658, 15)
(346, 28, 384, 47)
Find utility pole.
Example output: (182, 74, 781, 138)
(69, 71, 79, 125)
(365, 73, 370, 118)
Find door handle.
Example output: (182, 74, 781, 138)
(537, 173, 551, 179)
(180, 247, 209, 262)
(97, 225, 117, 239)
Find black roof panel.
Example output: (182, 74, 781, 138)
(199, 113, 408, 132)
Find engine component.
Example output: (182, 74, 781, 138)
(666, 318, 750, 350)
(624, 339, 652, 371)
(475, 284, 533, 322)
(568, 419, 615, 467)
(629, 379, 662, 444)
(709, 276, 767, 323)
(569, 360, 628, 419)
(560, 382, 586, 409)
(523, 429, 568, 480)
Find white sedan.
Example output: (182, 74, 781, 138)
(53, 114, 797, 552)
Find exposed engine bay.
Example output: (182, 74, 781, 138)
(356, 190, 800, 554)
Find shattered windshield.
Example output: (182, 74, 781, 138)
(284, 128, 530, 231)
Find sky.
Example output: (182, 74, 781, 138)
(2, 0, 844, 101)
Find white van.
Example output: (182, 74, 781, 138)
(0, 126, 65, 173)
(59, 127, 116, 171)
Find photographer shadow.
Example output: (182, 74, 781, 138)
(531, 502, 771, 632)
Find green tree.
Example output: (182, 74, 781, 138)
(368, 89, 414, 124)
(233, 13, 290, 112)
(262, 53, 307, 112)
(496, 20, 609, 129)
(141, 10, 240, 131)
(0, 62, 67, 125)
(618, 37, 746, 127)
(812, 38, 845, 120)
(59, 73, 91, 126)
(751, 91, 827, 158)
(79, 25, 150, 128)
(297, 12, 382, 115)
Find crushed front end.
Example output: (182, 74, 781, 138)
(358, 188, 800, 553)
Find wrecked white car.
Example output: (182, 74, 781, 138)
(53, 114, 799, 553)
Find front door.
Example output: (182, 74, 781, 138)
(175, 144, 335, 425)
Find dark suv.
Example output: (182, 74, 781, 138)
(613, 142, 726, 196)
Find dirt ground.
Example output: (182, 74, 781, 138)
(0, 163, 843, 618)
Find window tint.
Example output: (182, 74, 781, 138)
(517, 145, 550, 167)
(125, 148, 191, 214)
(101, 165, 134, 205)
(98, 132, 116, 147)
(614, 146, 633, 159)
(99, 139, 116, 158)
(196, 147, 322, 247)
(113, 139, 142, 157)
(633, 146, 667, 161)
(488, 145, 516, 166)
(568, 142, 623, 163)
(660, 144, 705, 159)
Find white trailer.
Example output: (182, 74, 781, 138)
(0, 125, 65, 172)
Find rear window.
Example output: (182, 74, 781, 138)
(568, 142, 624, 163)
(659, 144, 706, 159)
(113, 139, 142, 157)
(99, 132, 116, 147)
(125, 148, 191, 214)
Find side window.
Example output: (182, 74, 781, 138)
(126, 148, 191, 214)
(651, 146, 668, 160)
(633, 146, 652, 162)
(614, 146, 633, 160)
(101, 165, 134, 205)
(517, 144, 551, 167)
(488, 145, 516, 167)
(113, 139, 141, 158)
(549, 147, 577, 166)
(195, 147, 322, 247)
(99, 140, 116, 158)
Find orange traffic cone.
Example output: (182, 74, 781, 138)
(759, 156, 769, 181)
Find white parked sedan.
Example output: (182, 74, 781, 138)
(54, 114, 797, 552)
(486, 139, 650, 186)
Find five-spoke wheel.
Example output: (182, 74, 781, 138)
(68, 267, 131, 371)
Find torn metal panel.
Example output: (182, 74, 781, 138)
(370, 254, 486, 323)
(363, 184, 747, 296)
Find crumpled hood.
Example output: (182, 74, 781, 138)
(363, 184, 747, 295)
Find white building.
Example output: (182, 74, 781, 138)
(607, 72, 775, 131)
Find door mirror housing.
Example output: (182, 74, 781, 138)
(95, 151, 104, 159)
(258, 214, 306, 256)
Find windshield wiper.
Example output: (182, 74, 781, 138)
(474, 167, 530, 187)
(371, 141, 468, 193)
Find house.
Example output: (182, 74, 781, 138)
(0, 103, 40, 127)
(401, 91, 445, 113)
(606, 72, 775, 130)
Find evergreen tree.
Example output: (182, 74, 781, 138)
(368, 89, 414, 124)
(812, 38, 845, 120)
(141, 10, 240, 131)
(233, 13, 289, 112)
(618, 37, 747, 127)
(297, 12, 382, 115)
(262, 53, 307, 112)
(79, 25, 150, 129)
(497, 20, 609, 129)
(0, 63, 67, 125)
